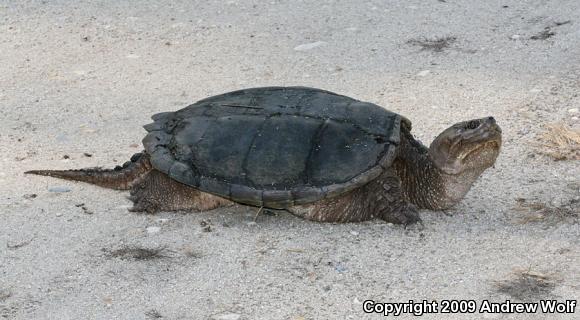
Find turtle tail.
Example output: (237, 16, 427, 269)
(25, 152, 153, 190)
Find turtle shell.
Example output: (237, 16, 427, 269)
(143, 86, 408, 208)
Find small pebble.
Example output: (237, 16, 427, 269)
(48, 186, 71, 193)
(80, 127, 97, 134)
(146, 226, 161, 234)
(211, 313, 241, 320)
(350, 230, 359, 236)
(334, 263, 347, 273)
(55, 212, 63, 217)
(519, 111, 537, 120)
(417, 70, 430, 77)
(568, 108, 579, 114)
(510, 34, 521, 40)
(200, 220, 213, 232)
(294, 41, 326, 51)
(0, 288, 11, 300)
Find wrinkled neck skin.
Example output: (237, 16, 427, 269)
(392, 127, 484, 210)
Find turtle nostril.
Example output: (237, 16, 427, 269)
(487, 116, 495, 122)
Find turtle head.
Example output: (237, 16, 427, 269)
(428, 117, 502, 175)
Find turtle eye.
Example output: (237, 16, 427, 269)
(465, 120, 480, 130)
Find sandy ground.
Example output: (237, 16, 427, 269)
(1, 0, 579, 319)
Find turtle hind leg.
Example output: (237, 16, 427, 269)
(128, 170, 233, 213)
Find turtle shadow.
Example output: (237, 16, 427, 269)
(494, 269, 559, 301)
(407, 36, 457, 53)
(103, 246, 171, 261)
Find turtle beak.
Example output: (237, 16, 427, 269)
(483, 116, 501, 133)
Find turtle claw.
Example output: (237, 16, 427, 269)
(127, 204, 144, 213)
(128, 197, 157, 214)
(381, 202, 422, 226)
(404, 218, 424, 231)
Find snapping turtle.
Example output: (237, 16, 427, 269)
(27, 87, 501, 224)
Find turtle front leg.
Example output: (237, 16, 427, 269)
(128, 170, 232, 213)
(372, 169, 422, 225)
(288, 169, 421, 225)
